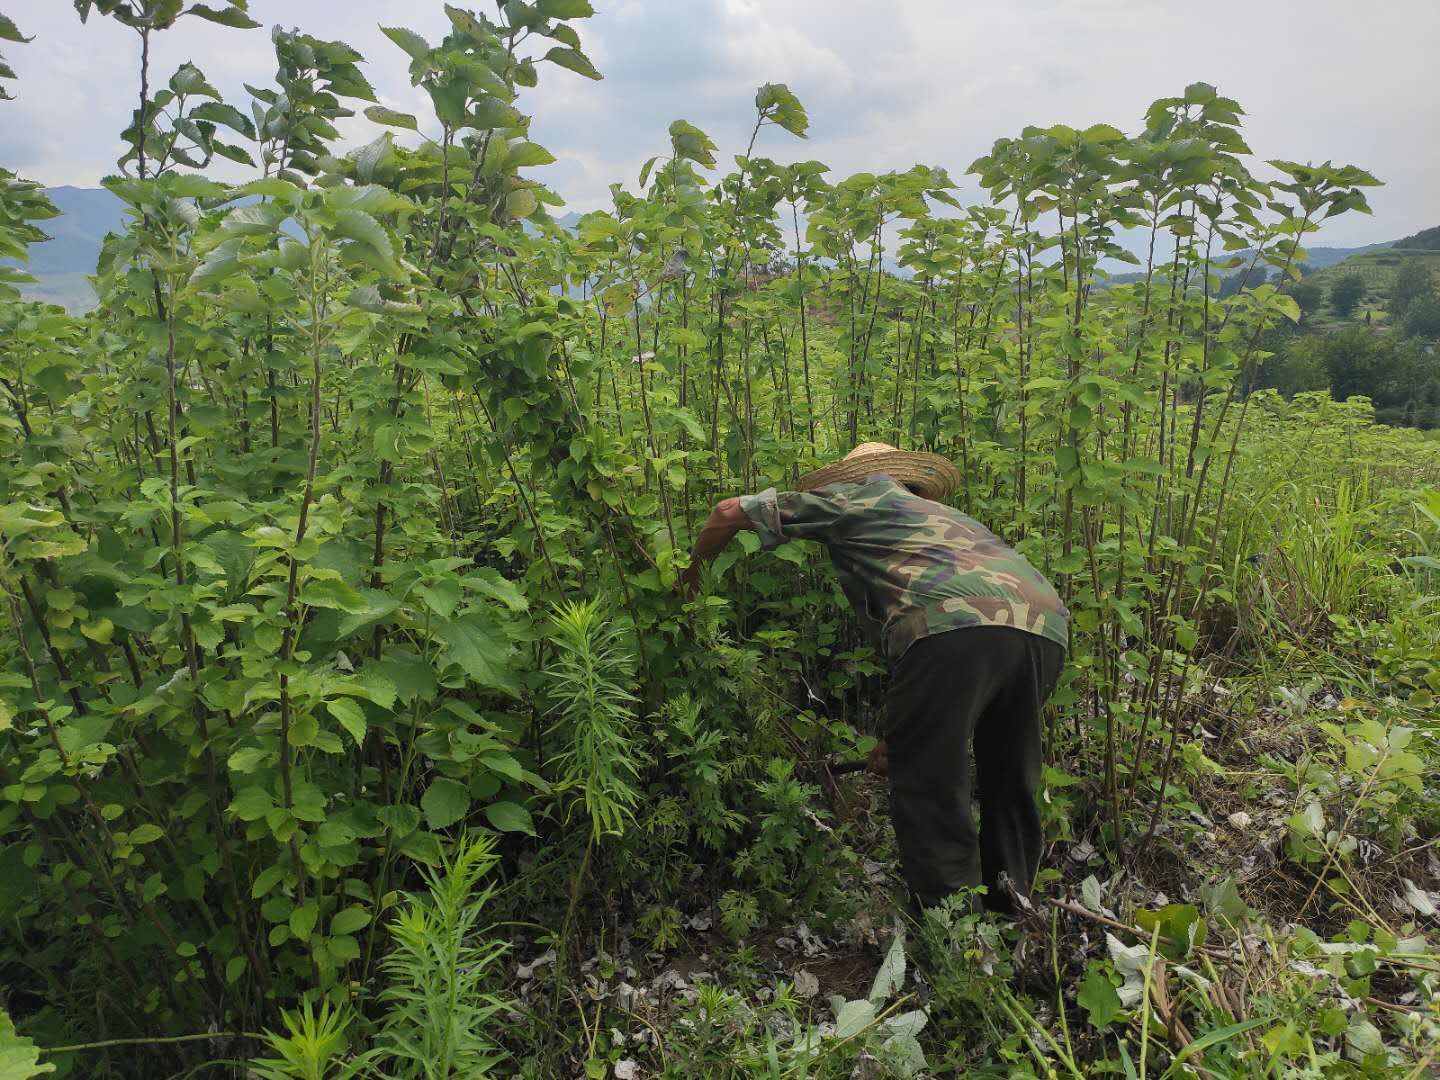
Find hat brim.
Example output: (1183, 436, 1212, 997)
(797, 449, 961, 501)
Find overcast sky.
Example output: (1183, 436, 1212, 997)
(4, 0, 1437, 246)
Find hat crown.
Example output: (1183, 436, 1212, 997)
(843, 441, 899, 461)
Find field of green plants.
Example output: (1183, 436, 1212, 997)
(2, 2, 1439, 1076)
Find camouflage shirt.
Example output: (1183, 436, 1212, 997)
(738, 475, 1069, 661)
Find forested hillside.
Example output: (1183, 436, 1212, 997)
(2, 2, 1438, 1077)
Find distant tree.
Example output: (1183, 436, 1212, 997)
(1390, 260, 1436, 318)
(1404, 296, 1440, 341)
(1254, 336, 1329, 397)
(1216, 264, 1271, 300)
(1319, 328, 1440, 427)
(1330, 274, 1366, 317)
(1290, 280, 1324, 319)
(1393, 225, 1440, 251)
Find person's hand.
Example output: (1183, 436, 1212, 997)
(867, 739, 889, 777)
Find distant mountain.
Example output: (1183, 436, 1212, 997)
(26, 186, 126, 277)
(10, 186, 125, 310)
(1393, 225, 1440, 251)
(1101, 240, 1394, 287)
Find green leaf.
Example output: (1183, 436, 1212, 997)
(669, 119, 717, 168)
(289, 901, 318, 942)
(251, 864, 285, 899)
(504, 188, 538, 220)
(327, 933, 361, 962)
(755, 82, 808, 138)
(331, 208, 400, 272)
(330, 905, 370, 935)
(230, 786, 274, 821)
(1078, 961, 1124, 1028)
(538, 0, 595, 16)
(506, 141, 556, 168)
(466, 96, 523, 129)
(1136, 903, 1207, 961)
(80, 617, 114, 644)
(462, 568, 528, 613)
(364, 105, 419, 131)
(0, 1007, 54, 1076)
(380, 25, 431, 62)
(228, 746, 269, 773)
(833, 998, 877, 1039)
(868, 927, 905, 1003)
(169, 61, 220, 99)
(543, 46, 602, 81)
(189, 101, 257, 139)
(421, 778, 469, 829)
(184, 4, 263, 28)
(299, 578, 370, 614)
(345, 286, 421, 315)
(0, 15, 32, 44)
(326, 698, 367, 745)
(434, 614, 515, 693)
(129, 823, 163, 845)
(484, 800, 535, 835)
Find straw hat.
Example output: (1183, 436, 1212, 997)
(797, 442, 961, 501)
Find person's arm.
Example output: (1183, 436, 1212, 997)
(679, 497, 751, 597)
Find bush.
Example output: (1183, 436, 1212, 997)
(1330, 273, 1367, 316)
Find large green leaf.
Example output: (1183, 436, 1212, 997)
(185, 3, 262, 28)
(299, 578, 370, 614)
(484, 800, 535, 835)
(543, 47, 601, 81)
(0, 1008, 54, 1079)
(1077, 961, 1124, 1028)
(380, 25, 431, 62)
(364, 105, 419, 131)
(421, 778, 469, 829)
(537, 0, 594, 17)
(434, 614, 515, 694)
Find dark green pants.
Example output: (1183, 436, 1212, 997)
(885, 626, 1065, 913)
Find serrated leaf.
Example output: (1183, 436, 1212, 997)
(185, 4, 263, 28)
(538, 0, 594, 16)
(251, 864, 284, 899)
(868, 926, 905, 1003)
(484, 800, 535, 835)
(462, 568, 528, 613)
(190, 101, 257, 139)
(298, 578, 370, 614)
(346, 286, 421, 315)
(326, 698, 367, 745)
(434, 613, 515, 693)
(169, 61, 220, 99)
(364, 105, 418, 131)
(0, 1009, 55, 1078)
(380, 25, 431, 62)
(129, 823, 163, 845)
(0, 14, 32, 44)
(289, 901, 318, 942)
(833, 998, 877, 1039)
(504, 188, 538, 220)
(1078, 962, 1124, 1028)
(80, 617, 114, 644)
(543, 46, 601, 81)
(330, 905, 370, 935)
(331, 208, 399, 271)
(421, 778, 469, 829)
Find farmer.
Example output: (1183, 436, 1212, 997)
(680, 442, 1069, 915)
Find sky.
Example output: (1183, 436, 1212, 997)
(4, 0, 1438, 247)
